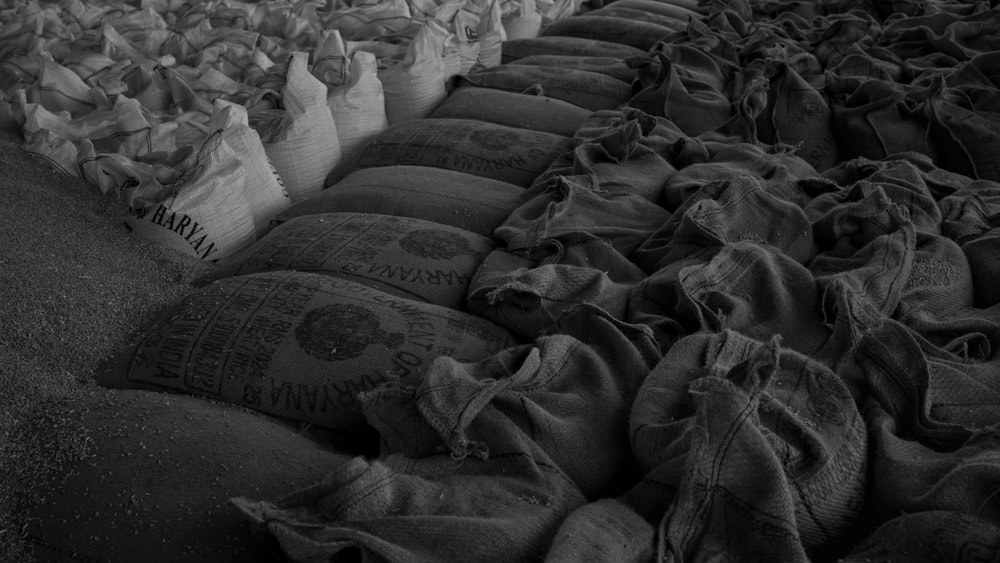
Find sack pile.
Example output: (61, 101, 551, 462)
(6, 0, 1000, 561)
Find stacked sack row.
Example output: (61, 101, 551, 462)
(6, 0, 1000, 562)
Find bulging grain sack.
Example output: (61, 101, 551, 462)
(506, 54, 638, 83)
(628, 51, 733, 137)
(503, 0, 543, 40)
(281, 165, 524, 236)
(212, 99, 290, 239)
(429, 86, 590, 136)
(628, 332, 867, 556)
(96, 271, 517, 438)
(500, 36, 646, 65)
(608, 0, 704, 21)
(827, 76, 937, 162)
(581, 6, 687, 32)
(252, 51, 341, 204)
(195, 213, 495, 311)
(15, 389, 354, 563)
(353, 118, 573, 187)
(926, 79, 1000, 182)
(540, 15, 676, 51)
(325, 50, 389, 184)
(369, 23, 448, 125)
(453, 63, 633, 111)
(92, 129, 256, 262)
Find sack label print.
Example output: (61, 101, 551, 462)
(128, 204, 220, 260)
(122, 275, 509, 418)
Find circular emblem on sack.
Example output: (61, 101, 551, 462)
(399, 229, 474, 260)
(296, 304, 405, 361)
(469, 129, 520, 151)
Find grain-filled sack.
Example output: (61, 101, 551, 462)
(111, 130, 256, 262)
(353, 118, 573, 187)
(827, 76, 937, 162)
(540, 16, 676, 51)
(925, 78, 1000, 182)
(502, 0, 543, 40)
(213, 100, 290, 239)
(500, 36, 646, 65)
(251, 51, 341, 204)
(280, 166, 524, 236)
(429, 86, 590, 137)
(629, 51, 734, 137)
(628, 331, 867, 555)
(15, 389, 353, 563)
(195, 213, 494, 311)
(453, 64, 633, 112)
(842, 511, 1000, 563)
(325, 50, 388, 184)
(96, 271, 518, 438)
(368, 23, 448, 125)
(507, 54, 638, 83)
(581, 6, 687, 32)
(608, 0, 704, 21)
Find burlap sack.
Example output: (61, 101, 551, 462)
(628, 332, 867, 558)
(859, 320, 1000, 442)
(962, 231, 1000, 308)
(827, 44, 905, 82)
(366, 22, 448, 125)
(496, 174, 670, 258)
(540, 15, 677, 51)
(500, 36, 646, 65)
(279, 165, 524, 236)
(325, 50, 389, 184)
(467, 248, 636, 339)
(879, 9, 1000, 62)
(925, 77, 1000, 182)
(629, 51, 734, 137)
(506, 54, 639, 83)
(811, 11, 881, 69)
(544, 498, 654, 563)
(453, 63, 634, 111)
(827, 76, 938, 162)
(662, 140, 819, 210)
(534, 113, 678, 204)
(352, 118, 573, 187)
(429, 86, 591, 137)
(608, 0, 704, 21)
(363, 305, 660, 497)
(751, 60, 839, 171)
(96, 271, 517, 441)
(633, 175, 817, 273)
(194, 213, 494, 311)
(581, 6, 687, 32)
(842, 511, 1000, 563)
(15, 389, 353, 563)
(866, 401, 1000, 524)
(815, 153, 945, 234)
(230, 310, 664, 562)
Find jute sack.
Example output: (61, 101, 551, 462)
(628, 51, 733, 137)
(194, 213, 494, 311)
(466, 248, 636, 339)
(628, 332, 867, 556)
(827, 76, 937, 162)
(111, 130, 256, 262)
(926, 79, 1000, 182)
(752, 60, 839, 172)
(544, 499, 654, 563)
(608, 0, 704, 21)
(360, 304, 660, 498)
(251, 51, 341, 204)
(279, 165, 524, 236)
(352, 118, 573, 187)
(15, 389, 354, 563)
(95, 271, 518, 440)
(506, 54, 639, 83)
(533, 112, 677, 204)
(963, 231, 1000, 308)
(500, 36, 646, 65)
(539, 16, 677, 51)
(428, 86, 591, 137)
(453, 64, 634, 111)
(581, 6, 687, 33)
(866, 401, 1000, 525)
(842, 511, 1000, 563)
(496, 174, 670, 258)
